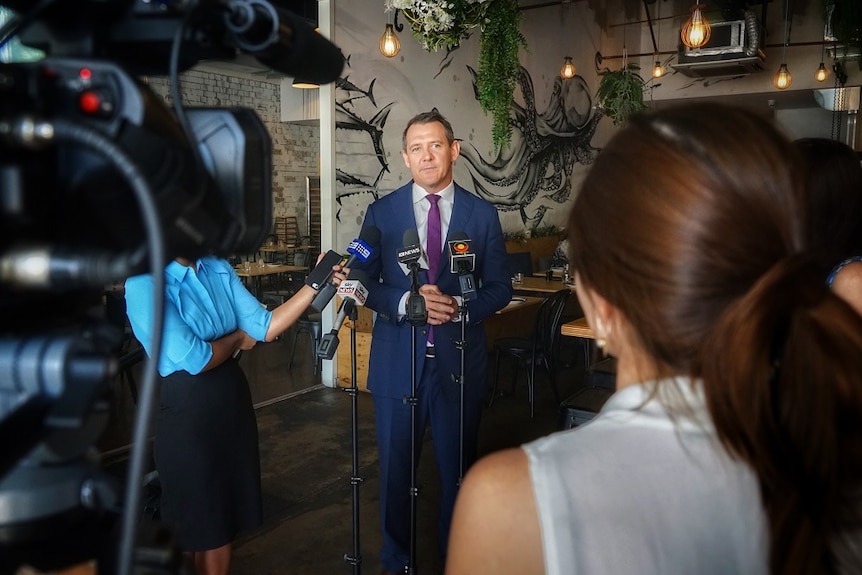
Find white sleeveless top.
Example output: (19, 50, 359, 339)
(523, 378, 768, 575)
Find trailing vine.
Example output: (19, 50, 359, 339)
(476, 0, 526, 151)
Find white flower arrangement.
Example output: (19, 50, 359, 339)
(385, 0, 491, 52)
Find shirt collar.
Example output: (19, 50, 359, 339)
(165, 259, 200, 283)
(411, 180, 455, 206)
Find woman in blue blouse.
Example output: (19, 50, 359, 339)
(125, 256, 347, 575)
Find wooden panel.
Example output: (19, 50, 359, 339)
(336, 303, 373, 392)
(336, 331, 370, 392)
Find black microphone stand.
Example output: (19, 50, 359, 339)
(341, 302, 363, 575)
(405, 260, 427, 575)
(453, 297, 468, 485)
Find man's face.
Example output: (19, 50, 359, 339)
(401, 121, 460, 194)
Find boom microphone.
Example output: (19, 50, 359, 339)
(317, 269, 370, 360)
(223, 1, 345, 85)
(310, 225, 380, 312)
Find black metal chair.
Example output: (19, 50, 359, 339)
(289, 311, 323, 375)
(490, 288, 571, 417)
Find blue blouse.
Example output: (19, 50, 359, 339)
(125, 258, 272, 376)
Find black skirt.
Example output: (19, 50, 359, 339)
(155, 359, 262, 551)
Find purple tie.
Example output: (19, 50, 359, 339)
(426, 194, 441, 343)
(426, 194, 442, 279)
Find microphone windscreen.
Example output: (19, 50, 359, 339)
(449, 230, 469, 242)
(403, 228, 420, 247)
(359, 225, 382, 247)
(253, 6, 345, 85)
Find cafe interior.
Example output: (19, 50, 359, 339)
(2, 0, 861, 573)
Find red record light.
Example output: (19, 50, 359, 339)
(79, 91, 101, 114)
(79, 68, 93, 81)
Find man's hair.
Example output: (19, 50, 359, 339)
(402, 109, 455, 150)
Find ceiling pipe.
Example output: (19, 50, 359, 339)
(642, 0, 659, 54)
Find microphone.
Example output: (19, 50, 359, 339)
(399, 229, 428, 324)
(223, 0, 345, 85)
(317, 269, 370, 360)
(448, 232, 475, 274)
(397, 228, 424, 267)
(310, 225, 380, 312)
(448, 231, 477, 301)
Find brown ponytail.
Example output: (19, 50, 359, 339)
(568, 103, 862, 574)
(700, 255, 862, 574)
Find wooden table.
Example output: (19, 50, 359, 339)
(235, 263, 307, 297)
(560, 316, 594, 339)
(512, 276, 575, 296)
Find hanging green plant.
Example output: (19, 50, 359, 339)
(596, 63, 647, 126)
(386, 0, 526, 151)
(476, 0, 526, 151)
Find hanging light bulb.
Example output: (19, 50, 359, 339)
(773, 0, 791, 90)
(652, 56, 664, 78)
(379, 22, 401, 58)
(560, 56, 576, 79)
(815, 43, 828, 82)
(680, 1, 711, 49)
(773, 63, 792, 89)
(815, 61, 829, 82)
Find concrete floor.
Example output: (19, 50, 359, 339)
(95, 324, 592, 575)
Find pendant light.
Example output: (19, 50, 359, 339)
(651, 0, 663, 78)
(815, 42, 829, 82)
(559, 1, 575, 79)
(560, 56, 576, 79)
(379, 8, 401, 58)
(292, 78, 319, 89)
(680, 1, 711, 49)
(773, 0, 792, 90)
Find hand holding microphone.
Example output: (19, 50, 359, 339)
(317, 269, 370, 360)
(310, 225, 380, 312)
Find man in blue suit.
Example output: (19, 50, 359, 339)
(356, 110, 512, 574)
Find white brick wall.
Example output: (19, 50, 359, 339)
(144, 70, 320, 237)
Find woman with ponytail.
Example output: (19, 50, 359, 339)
(446, 103, 862, 575)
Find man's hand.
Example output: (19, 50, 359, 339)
(420, 284, 458, 325)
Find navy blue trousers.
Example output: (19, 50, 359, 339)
(372, 355, 484, 572)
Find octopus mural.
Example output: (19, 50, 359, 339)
(460, 66, 602, 228)
(334, 74, 394, 212)
(332, 58, 603, 227)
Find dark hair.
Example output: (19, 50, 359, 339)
(794, 137, 862, 272)
(568, 103, 862, 574)
(402, 109, 455, 150)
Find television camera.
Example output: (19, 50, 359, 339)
(0, 1, 343, 572)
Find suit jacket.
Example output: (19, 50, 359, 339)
(357, 181, 513, 401)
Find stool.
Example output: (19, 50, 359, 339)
(289, 312, 322, 374)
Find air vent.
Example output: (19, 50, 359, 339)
(671, 13, 765, 79)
